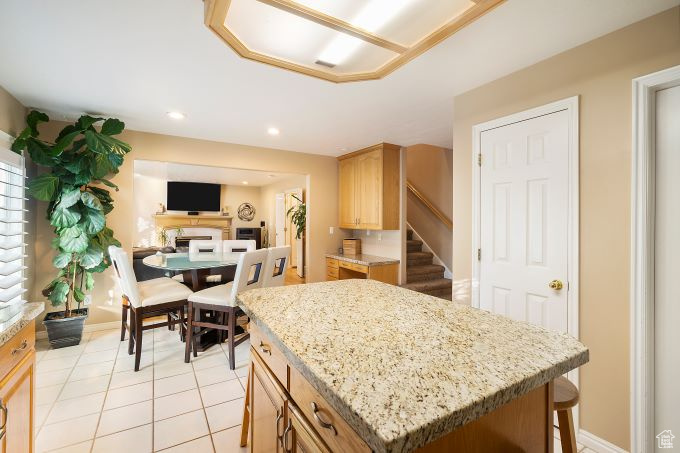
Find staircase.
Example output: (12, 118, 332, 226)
(401, 230, 452, 300)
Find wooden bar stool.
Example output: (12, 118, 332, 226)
(554, 376, 579, 453)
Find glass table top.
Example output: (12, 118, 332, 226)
(142, 252, 240, 271)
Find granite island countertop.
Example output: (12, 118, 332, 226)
(0, 302, 44, 348)
(325, 252, 399, 266)
(237, 279, 588, 453)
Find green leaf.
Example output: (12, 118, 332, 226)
(80, 207, 105, 234)
(56, 187, 81, 209)
(59, 225, 83, 239)
(107, 152, 124, 169)
(73, 288, 85, 303)
(62, 155, 86, 174)
(76, 115, 103, 131)
(26, 138, 56, 166)
(59, 229, 89, 253)
(52, 130, 81, 156)
(88, 186, 112, 203)
(79, 246, 104, 269)
(99, 179, 118, 190)
(10, 128, 31, 153)
(56, 124, 78, 142)
(27, 174, 59, 201)
(85, 130, 131, 155)
(100, 118, 125, 136)
(81, 191, 103, 210)
(84, 272, 95, 291)
(48, 280, 70, 306)
(90, 153, 112, 179)
(51, 206, 81, 228)
(26, 110, 49, 136)
(87, 258, 110, 273)
(52, 252, 72, 269)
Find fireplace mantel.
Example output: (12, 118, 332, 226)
(154, 214, 233, 239)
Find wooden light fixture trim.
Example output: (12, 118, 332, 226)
(204, 0, 506, 83)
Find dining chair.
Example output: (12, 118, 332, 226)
(173, 239, 224, 285)
(185, 248, 268, 369)
(223, 239, 256, 253)
(109, 246, 193, 371)
(262, 246, 291, 287)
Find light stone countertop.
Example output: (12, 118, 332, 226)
(325, 253, 399, 266)
(0, 302, 44, 348)
(237, 279, 588, 453)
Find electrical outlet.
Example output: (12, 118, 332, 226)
(83, 295, 92, 306)
(329, 227, 334, 235)
(378, 233, 382, 241)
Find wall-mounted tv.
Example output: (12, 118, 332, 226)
(167, 182, 221, 212)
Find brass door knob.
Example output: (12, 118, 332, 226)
(548, 280, 564, 290)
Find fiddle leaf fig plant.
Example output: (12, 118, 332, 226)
(12, 110, 131, 317)
(286, 194, 306, 239)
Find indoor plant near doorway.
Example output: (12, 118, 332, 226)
(12, 111, 131, 348)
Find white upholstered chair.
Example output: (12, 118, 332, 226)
(185, 248, 268, 369)
(223, 239, 256, 253)
(109, 246, 193, 371)
(262, 246, 291, 288)
(173, 239, 227, 285)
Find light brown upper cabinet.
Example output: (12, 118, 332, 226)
(338, 143, 400, 230)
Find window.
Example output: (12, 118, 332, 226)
(0, 133, 26, 321)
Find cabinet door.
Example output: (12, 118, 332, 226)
(0, 352, 34, 453)
(285, 403, 331, 453)
(338, 158, 357, 228)
(250, 352, 287, 453)
(355, 149, 383, 229)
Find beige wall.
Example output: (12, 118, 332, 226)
(452, 7, 680, 449)
(31, 124, 347, 328)
(259, 175, 307, 247)
(405, 144, 453, 270)
(220, 184, 263, 233)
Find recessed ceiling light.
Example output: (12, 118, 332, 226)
(268, 174, 276, 178)
(242, 181, 249, 185)
(167, 111, 186, 120)
(267, 127, 280, 136)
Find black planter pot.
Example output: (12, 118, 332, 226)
(43, 308, 88, 349)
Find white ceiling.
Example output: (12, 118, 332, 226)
(134, 160, 302, 186)
(0, 0, 677, 156)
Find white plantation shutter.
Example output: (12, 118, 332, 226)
(0, 137, 26, 312)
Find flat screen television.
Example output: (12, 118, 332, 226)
(167, 181, 221, 212)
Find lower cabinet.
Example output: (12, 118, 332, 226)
(250, 352, 287, 453)
(0, 321, 36, 453)
(285, 403, 330, 453)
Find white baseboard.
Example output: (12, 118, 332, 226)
(578, 430, 629, 453)
(36, 321, 121, 340)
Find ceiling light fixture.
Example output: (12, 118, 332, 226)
(317, 0, 414, 66)
(267, 127, 280, 136)
(242, 181, 249, 185)
(166, 111, 186, 120)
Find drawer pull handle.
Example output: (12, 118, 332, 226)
(259, 341, 271, 355)
(0, 398, 7, 441)
(282, 418, 292, 452)
(11, 339, 28, 355)
(311, 402, 337, 435)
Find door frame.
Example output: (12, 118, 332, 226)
(471, 95, 580, 422)
(631, 64, 680, 453)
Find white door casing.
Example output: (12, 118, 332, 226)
(275, 192, 286, 247)
(478, 110, 569, 332)
(472, 96, 580, 423)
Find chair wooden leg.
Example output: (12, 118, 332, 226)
(179, 306, 186, 341)
(167, 312, 174, 331)
(184, 302, 194, 363)
(228, 307, 236, 370)
(128, 308, 136, 355)
(240, 366, 250, 447)
(192, 306, 199, 358)
(120, 301, 128, 341)
(134, 308, 144, 372)
(557, 409, 577, 453)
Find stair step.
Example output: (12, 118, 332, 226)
(401, 278, 452, 293)
(406, 239, 423, 252)
(406, 264, 444, 282)
(406, 230, 414, 241)
(407, 251, 433, 266)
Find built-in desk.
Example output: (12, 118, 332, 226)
(325, 253, 399, 285)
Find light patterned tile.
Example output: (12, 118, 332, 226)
(35, 414, 98, 452)
(77, 348, 118, 366)
(96, 400, 153, 437)
(69, 361, 114, 381)
(192, 351, 229, 371)
(45, 440, 93, 453)
(195, 364, 239, 387)
(199, 379, 244, 408)
(153, 409, 209, 451)
(108, 367, 153, 390)
(92, 423, 153, 453)
(104, 381, 153, 410)
(154, 372, 197, 398)
(154, 388, 203, 421)
(36, 369, 71, 389)
(58, 375, 110, 400)
(205, 398, 244, 433)
(45, 392, 106, 425)
(212, 425, 248, 453)
(157, 435, 214, 452)
(36, 383, 64, 407)
(37, 355, 79, 373)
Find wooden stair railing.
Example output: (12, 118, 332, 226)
(406, 180, 453, 230)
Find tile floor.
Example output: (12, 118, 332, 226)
(35, 322, 249, 453)
(35, 322, 595, 453)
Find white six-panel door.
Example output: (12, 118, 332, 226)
(479, 110, 570, 333)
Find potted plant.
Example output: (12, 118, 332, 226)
(12, 110, 131, 348)
(287, 194, 306, 239)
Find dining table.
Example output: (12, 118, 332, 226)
(142, 251, 241, 291)
(142, 251, 243, 351)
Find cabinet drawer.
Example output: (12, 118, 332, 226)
(250, 323, 289, 388)
(325, 258, 338, 269)
(338, 261, 368, 274)
(289, 366, 370, 453)
(326, 266, 338, 279)
(0, 321, 35, 380)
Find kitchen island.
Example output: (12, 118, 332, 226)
(237, 280, 588, 453)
